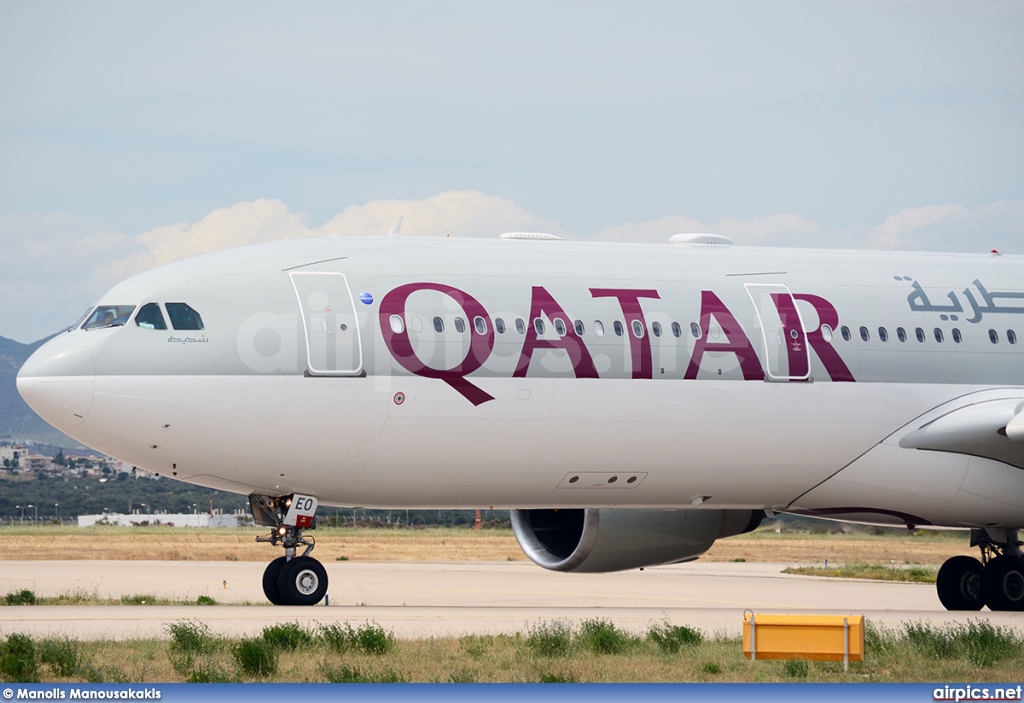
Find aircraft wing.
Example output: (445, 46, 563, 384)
(899, 397, 1024, 470)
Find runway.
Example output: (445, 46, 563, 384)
(2, 561, 1022, 640)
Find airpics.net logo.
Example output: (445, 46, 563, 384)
(933, 684, 1023, 701)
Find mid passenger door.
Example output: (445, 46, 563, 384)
(744, 283, 810, 381)
(289, 272, 363, 376)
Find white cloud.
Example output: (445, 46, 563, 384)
(107, 199, 311, 280)
(7, 193, 1024, 344)
(868, 204, 968, 250)
(592, 212, 822, 246)
(888, 200, 1024, 254)
(0, 212, 132, 343)
(108, 190, 563, 279)
(318, 190, 562, 239)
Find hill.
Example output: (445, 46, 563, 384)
(0, 333, 78, 446)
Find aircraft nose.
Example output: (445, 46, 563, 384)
(17, 339, 96, 431)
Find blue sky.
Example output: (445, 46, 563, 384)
(2, 1, 1022, 343)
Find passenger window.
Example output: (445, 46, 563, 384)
(135, 303, 167, 330)
(631, 320, 644, 338)
(652, 322, 662, 338)
(83, 305, 136, 331)
(574, 319, 585, 336)
(859, 326, 870, 342)
(515, 318, 526, 334)
(952, 328, 962, 344)
(820, 324, 833, 342)
(554, 319, 566, 336)
(896, 327, 907, 343)
(934, 328, 944, 343)
(1009, 330, 1018, 345)
(989, 329, 999, 344)
(841, 326, 851, 341)
(389, 315, 405, 334)
(594, 320, 605, 336)
(534, 318, 545, 335)
(454, 317, 466, 334)
(671, 322, 681, 338)
(495, 318, 506, 334)
(166, 303, 204, 331)
(878, 327, 888, 342)
(613, 321, 624, 336)
(433, 316, 444, 333)
(474, 316, 487, 335)
(916, 327, 926, 343)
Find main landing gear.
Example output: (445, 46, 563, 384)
(936, 528, 1023, 612)
(249, 493, 328, 606)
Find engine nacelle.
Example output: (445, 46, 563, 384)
(510, 508, 763, 573)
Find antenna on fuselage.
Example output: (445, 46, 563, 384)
(388, 216, 404, 237)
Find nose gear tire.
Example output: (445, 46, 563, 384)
(276, 556, 328, 606)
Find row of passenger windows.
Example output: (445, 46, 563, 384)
(80, 303, 205, 332)
(390, 313, 1023, 350)
(391, 314, 703, 340)
(835, 324, 1018, 346)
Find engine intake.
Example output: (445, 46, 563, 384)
(511, 508, 763, 573)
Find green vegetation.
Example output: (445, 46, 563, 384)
(0, 471, 510, 526)
(783, 563, 938, 583)
(1, 633, 38, 682)
(868, 620, 1024, 668)
(233, 637, 278, 677)
(647, 621, 704, 653)
(261, 622, 314, 650)
(5, 589, 37, 605)
(2, 588, 242, 607)
(0, 473, 248, 522)
(0, 619, 1022, 683)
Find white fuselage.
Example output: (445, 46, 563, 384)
(17, 236, 1024, 529)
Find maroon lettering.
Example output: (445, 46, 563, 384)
(514, 286, 599, 378)
(379, 283, 495, 405)
(590, 288, 661, 379)
(792, 294, 855, 382)
(770, 293, 810, 379)
(684, 290, 765, 381)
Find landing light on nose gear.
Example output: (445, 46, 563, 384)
(250, 493, 328, 606)
(937, 528, 1024, 612)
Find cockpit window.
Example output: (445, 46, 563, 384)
(82, 305, 136, 331)
(166, 303, 204, 331)
(135, 303, 167, 330)
(67, 308, 93, 333)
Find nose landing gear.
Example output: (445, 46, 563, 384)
(250, 493, 328, 606)
(937, 528, 1023, 612)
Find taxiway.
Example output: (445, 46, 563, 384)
(1, 561, 1021, 640)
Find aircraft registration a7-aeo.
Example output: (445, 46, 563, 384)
(16, 230, 1024, 610)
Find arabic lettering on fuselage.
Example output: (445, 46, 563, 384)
(904, 277, 1024, 324)
(167, 335, 209, 344)
(378, 283, 855, 405)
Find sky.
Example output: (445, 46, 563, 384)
(1, 1, 1022, 343)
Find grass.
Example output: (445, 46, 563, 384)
(0, 619, 1022, 683)
(1, 589, 249, 607)
(783, 563, 938, 583)
(0, 524, 976, 564)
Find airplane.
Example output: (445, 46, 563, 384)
(15, 230, 1024, 610)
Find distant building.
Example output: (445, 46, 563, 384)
(0, 445, 28, 466)
(22, 454, 53, 472)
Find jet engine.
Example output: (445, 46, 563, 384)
(510, 508, 764, 573)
